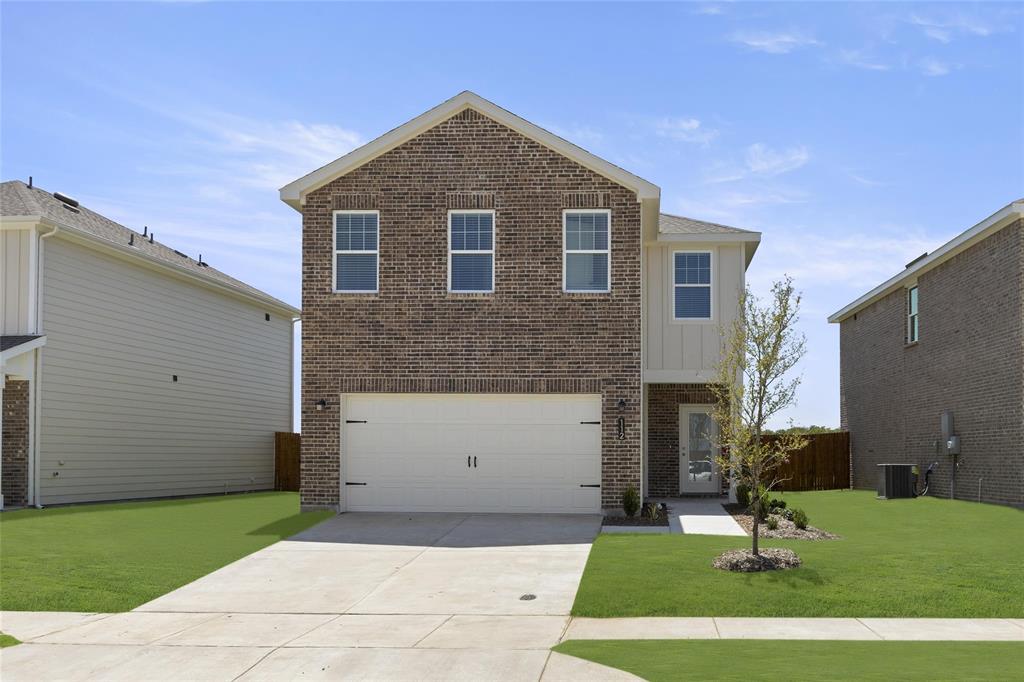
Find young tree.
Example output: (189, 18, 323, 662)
(711, 276, 808, 556)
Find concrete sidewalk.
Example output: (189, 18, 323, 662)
(563, 617, 1024, 641)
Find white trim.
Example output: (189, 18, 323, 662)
(332, 210, 380, 294)
(906, 285, 919, 343)
(280, 92, 659, 211)
(447, 209, 495, 294)
(829, 200, 1024, 323)
(562, 209, 612, 294)
(672, 249, 715, 322)
(0, 335, 46, 364)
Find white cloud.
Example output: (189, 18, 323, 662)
(729, 30, 822, 54)
(654, 117, 719, 145)
(838, 48, 891, 72)
(745, 143, 810, 176)
(546, 122, 605, 148)
(918, 57, 954, 77)
(909, 12, 999, 42)
(693, 4, 724, 16)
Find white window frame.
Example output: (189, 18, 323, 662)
(333, 209, 379, 294)
(907, 285, 919, 343)
(672, 249, 714, 322)
(562, 208, 612, 293)
(447, 209, 496, 294)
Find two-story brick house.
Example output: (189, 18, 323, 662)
(829, 200, 1023, 507)
(281, 92, 760, 513)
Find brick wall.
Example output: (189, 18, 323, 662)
(2, 378, 30, 507)
(300, 108, 642, 510)
(647, 383, 716, 496)
(840, 219, 1023, 506)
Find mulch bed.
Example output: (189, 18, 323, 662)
(724, 504, 840, 540)
(602, 515, 669, 527)
(713, 548, 801, 572)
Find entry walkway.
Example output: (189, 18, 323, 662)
(563, 617, 1024, 641)
(662, 497, 747, 536)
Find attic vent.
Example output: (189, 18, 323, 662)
(173, 249, 189, 258)
(53, 192, 80, 212)
(906, 252, 929, 269)
(563, 191, 609, 208)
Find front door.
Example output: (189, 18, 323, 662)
(679, 405, 719, 494)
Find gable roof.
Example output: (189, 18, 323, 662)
(1, 180, 299, 316)
(279, 91, 660, 210)
(828, 199, 1024, 323)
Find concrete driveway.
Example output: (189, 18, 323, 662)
(1, 513, 635, 681)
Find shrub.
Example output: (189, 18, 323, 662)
(769, 498, 787, 511)
(622, 486, 640, 518)
(643, 502, 664, 522)
(735, 484, 751, 508)
(780, 508, 795, 521)
(792, 508, 809, 530)
(766, 516, 779, 530)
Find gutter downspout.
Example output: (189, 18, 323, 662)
(32, 224, 60, 508)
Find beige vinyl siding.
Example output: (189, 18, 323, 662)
(38, 236, 293, 504)
(644, 243, 744, 374)
(1, 228, 33, 334)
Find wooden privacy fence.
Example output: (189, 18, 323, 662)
(767, 431, 850, 491)
(275, 432, 301, 492)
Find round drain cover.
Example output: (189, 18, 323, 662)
(520, 594, 537, 601)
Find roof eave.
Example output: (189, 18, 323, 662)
(828, 200, 1024, 323)
(279, 91, 660, 212)
(34, 217, 301, 317)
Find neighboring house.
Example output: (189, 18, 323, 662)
(0, 181, 300, 508)
(829, 200, 1024, 507)
(280, 92, 760, 513)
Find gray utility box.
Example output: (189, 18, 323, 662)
(877, 463, 916, 499)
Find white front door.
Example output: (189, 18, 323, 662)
(342, 393, 603, 513)
(679, 405, 719, 494)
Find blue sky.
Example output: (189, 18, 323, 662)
(3, 2, 1022, 428)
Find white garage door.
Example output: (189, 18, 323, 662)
(342, 393, 602, 513)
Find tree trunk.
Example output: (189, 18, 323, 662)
(751, 499, 760, 556)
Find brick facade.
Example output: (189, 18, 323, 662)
(839, 219, 1023, 506)
(300, 108, 642, 510)
(646, 383, 717, 496)
(2, 378, 30, 507)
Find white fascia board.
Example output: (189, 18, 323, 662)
(0, 335, 46, 364)
(279, 91, 661, 211)
(828, 200, 1024, 323)
(652, 231, 761, 267)
(39, 219, 302, 318)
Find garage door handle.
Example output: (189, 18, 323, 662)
(473, 456, 477, 468)
(580, 421, 600, 425)
(346, 420, 367, 424)
(467, 456, 471, 468)
(580, 484, 601, 488)
(346, 482, 367, 486)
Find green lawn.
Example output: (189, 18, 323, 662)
(0, 633, 20, 648)
(574, 490, 1024, 617)
(0, 492, 332, 612)
(553, 640, 1024, 682)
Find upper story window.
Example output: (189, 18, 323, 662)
(907, 286, 919, 343)
(674, 251, 712, 320)
(564, 210, 611, 293)
(334, 210, 378, 293)
(448, 211, 494, 293)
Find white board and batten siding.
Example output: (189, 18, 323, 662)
(342, 393, 602, 513)
(644, 243, 744, 380)
(39, 236, 293, 504)
(1, 228, 34, 334)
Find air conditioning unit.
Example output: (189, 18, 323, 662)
(877, 463, 915, 499)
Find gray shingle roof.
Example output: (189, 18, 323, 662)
(658, 212, 757, 235)
(1, 335, 42, 352)
(0, 180, 297, 314)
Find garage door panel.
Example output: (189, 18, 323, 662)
(342, 394, 602, 514)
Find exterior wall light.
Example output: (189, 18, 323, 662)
(315, 399, 327, 411)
